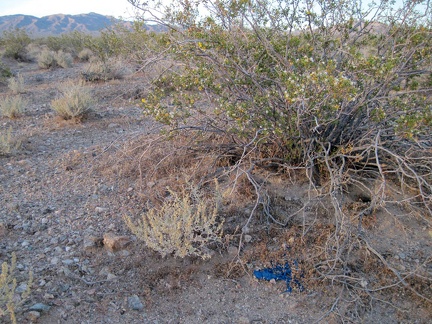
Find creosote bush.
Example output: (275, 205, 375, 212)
(0, 95, 26, 118)
(51, 80, 94, 120)
(124, 182, 224, 259)
(0, 253, 32, 324)
(129, 0, 432, 317)
(1, 28, 31, 61)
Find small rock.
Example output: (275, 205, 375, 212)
(244, 235, 252, 243)
(29, 303, 51, 312)
(16, 283, 28, 293)
(399, 252, 406, 260)
(62, 259, 74, 266)
(95, 207, 108, 213)
(21, 240, 30, 247)
(50, 257, 59, 265)
(128, 295, 144, 311)
(103, 233, 131, 251)
(27, 311, 41, 321)
(107, 273, 117, 281)
(108, 123, 119, 128)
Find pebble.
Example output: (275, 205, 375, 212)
(244, 235, 252, 243)
(128, 295, 144, 311)
(95, 207, 108, 213)
(62, 259, 74, 265)
(16, 283, 28, 293)
(29, 303, 51, 312)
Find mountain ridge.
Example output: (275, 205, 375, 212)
(0, 12, 161, 36)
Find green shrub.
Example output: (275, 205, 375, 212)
(124, 183, 223, 259)
(51, 79, 94, 120)
(0, 253, 33, 324)
(1, 28, 31, 61)
(129, 0, 432, 311)
(0, 95, 26, 118)
(7, 74, 25, 94)
(37, 49, 57, 69)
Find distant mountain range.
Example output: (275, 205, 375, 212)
(0, 12, 164, 36)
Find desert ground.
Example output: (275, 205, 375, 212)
(0, 56, 431, 323)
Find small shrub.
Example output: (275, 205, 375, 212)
(77, 48, 93, 62)
(51, 79, 94, 120)
(1, 28, 31, 61)
(124, 183, 223, 259)
(0, 95, 26, 118)
(7, 74, 25, 94)
(82, 58, 129, 82)
(55, 50, 73, 68)
(0, 127, 20, 156)
(0, 253, 33, 324)
(0, 62, 12, 83)
(37, 49, 57, 69)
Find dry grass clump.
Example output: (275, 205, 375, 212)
(0, 253, 32, 324)
(50, 79, 94, 120)
(55, 50, 73, 68)
(0, 127, 20, 156)
(77, 48, 93, 62)
(7, 74, 25, 94)
(82, 58, 130, 82)
(124, 182, 224, 259)
(37, 49, 57, 69)
(0, 95, 26, 118)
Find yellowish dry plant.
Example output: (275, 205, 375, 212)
(0, 253, 33, 324)
(124, 182, 224, 259)
(0, 127, 21, 156)
(7, 74, 25, 94)
(0, 95, 26, 118)
(51, 79, 94, 120)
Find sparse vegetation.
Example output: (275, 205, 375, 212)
(0, 61, 12, 83)
(55, 50, 73, 68)
(0, 127, 20, 156)
(82, 57, 129, 81)
(77, 48, 93, 62)
(7, 74, 25, 94)
(0, 95, 26, 118)
(124, 182, 223, 259)
(128, 0, 432, 319)
(37, 49, 57, 69)
(1, 28, 31, 61)
(0, 253, 32, 324)
(50, 79, 94, 120)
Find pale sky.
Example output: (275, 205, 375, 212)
(0, 0, 137, 18)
